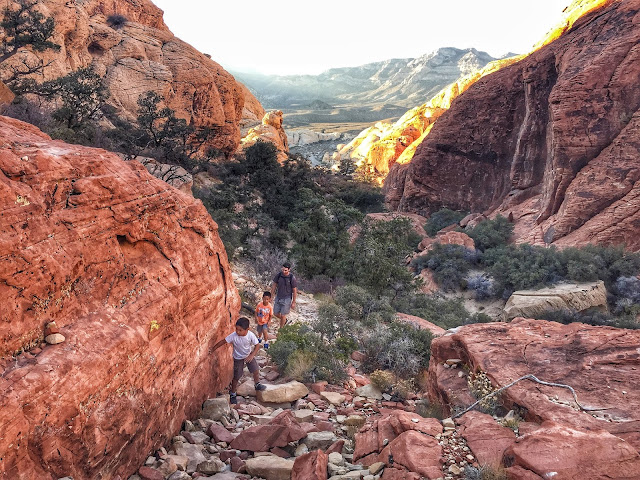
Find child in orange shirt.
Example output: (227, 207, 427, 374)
(255, 291, 273, 349)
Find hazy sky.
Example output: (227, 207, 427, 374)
(152, 0, 569, 75)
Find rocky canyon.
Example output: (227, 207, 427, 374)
(384, 0, 640, 251)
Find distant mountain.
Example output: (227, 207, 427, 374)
(233, 48, 498, 109)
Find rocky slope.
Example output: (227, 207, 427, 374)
(386, 0, 640, 251)
(1, 0, 251, 155)
(0, 116, 240, 479)
(235, 48, 499, 109)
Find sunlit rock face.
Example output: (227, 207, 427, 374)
(1, 0, 255, 156)
(240, 110, 290, 162)
(0, 116, 239, 479)
(386, 0, 640, 251)
(338, 56, 523, 175)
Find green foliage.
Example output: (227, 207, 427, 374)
(425, 208, 467, 236)
(393, 293, 492, 330)
(342, 218, 420, 297)
(0, 0, 60, 89)
(334, 285, 396, 325)
(359, 320, 433, 378)
(412, 243, 473, 292)
(467, 215, 514, 251)
(289, 192, 362, 279)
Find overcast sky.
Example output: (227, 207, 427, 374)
(152, 0, 569, 75)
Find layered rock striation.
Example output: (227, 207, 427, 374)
(386, 0, 640, 251)
(2, 0, 250, 155)
(0, 116, 240, 479)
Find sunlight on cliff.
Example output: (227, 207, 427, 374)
(337, 0, 615, 181)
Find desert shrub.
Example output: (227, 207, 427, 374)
(341, 217, 420, 297)
(370, 369, 395, 392)
(334, 285, 396, 325)
(393, 378, 416, 400)
(615, 276, 640, 303)
(284, 350, 314, 381)
(467, 215, 514, 251)
(481, 244, 564, 296)
(106, 14, 127, 29)
(359, 321, 432, 378)
(465, 464, 508, 480)
(534, 309, 640, 330)
(312, 303, 355, 345)
(414, 243, 473, 291)
(425, 208, 467, 236)
(466, 273, 495, 300)
(393, 293, 490, 330)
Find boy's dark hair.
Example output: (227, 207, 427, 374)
(235, 317, 250, 330)
(263, 291, 271, 298)
(283, 261, 292, 269)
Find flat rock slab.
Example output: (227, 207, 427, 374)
(257, 381, 309, 403)
(320, 391, 346, 405)
(246, 455, 295, 480)
(355, 384, 383, 400)
(456, 411, 515, 466)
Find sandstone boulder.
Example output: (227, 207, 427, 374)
(18, 0, 248, 155)
(503, 281, 608, 320)
(256, 381, 309, 403)
(378, 430, 442, 480)
(245, 456, 294, 480)
(455, 411, 516, 466)
(428, 318, 640, 452)
(202, 398, 231, 421)
(239, 110, 290, 162)
(230, 410, 306, 452)
(0, 117, 239, 479)
(396, 313, 446, 336)
(504, 421, 640, 479)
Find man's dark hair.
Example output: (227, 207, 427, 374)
(283, 262, 292, 269)
(263, 291, 271, 298)
(235, 317, 250, 329)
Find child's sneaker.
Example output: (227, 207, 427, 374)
(230, 393, 237, 404)
(264, 342, 269, 349)
(255, 383, 267, 391)
(258, 338, 263, 343)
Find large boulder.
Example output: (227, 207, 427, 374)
(239, 110, 290, 162)
(0, 116, 240, 479)
(245, 455, 294, 480)
(504, 421, 640, 479)
(396, 313, 446, 337)
(455, 411, 516, 466)
(503, 281, 608, 320)
(387, 0, 640, 252)
(291, 450, 328, 480)
(256, 381, 309, 403)
(230, 410, 307, 452)
(7, 0, 249, 155)
(428, 318, 640, 453)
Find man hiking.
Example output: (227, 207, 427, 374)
(271, 262, 297, 328)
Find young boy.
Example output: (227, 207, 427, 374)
(212, 317, 267, 404)
(255, 291, 273, 348)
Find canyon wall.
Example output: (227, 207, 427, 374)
(1, 0, 249, 155)
(385, 0, 640, 251)
(0, 116, 240, 479)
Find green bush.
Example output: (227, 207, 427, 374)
(467, 215, 514, 251)
(334, 285, 396, 325)
(425, 208, 467, 236)
(359, 320, 432, 378)
(412, 243, 473, 292)
(393, 293, 492, 330)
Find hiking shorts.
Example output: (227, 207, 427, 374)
(273, 297, 292, 315)
(233, 357, 259, 380)
(256, 323, 269, 334)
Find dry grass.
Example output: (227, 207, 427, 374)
(369, 369, 394, 391)
(465, 464, 508, 480)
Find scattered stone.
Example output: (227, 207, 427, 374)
(167, 471, 190, 480)
(292, 449, 328, 480)
(295, 444, 310, 457)
(207, 423, 235, 443)
(293, 409, 315, 423)
(442, 418, 455, 429)
(445, 359, 462, 366)
(202, 397, 231, 421)
(311, 381, 328, 394)
(138, 466, 164, 480)
(165, 455, 188, 472)
(230, 455, 246, 473)
(237, 379, 257, 396)
(326, 439, 346, 455)
(257, 381, 309, 403)
(45, 333, 65, 345)
(181, 430, 209, 444)
(351, 351, 366, 362)
(328, 451, 345, 466)
(355, 384, 383, 400)
(321, 391, 346, 405)
(303, 431, 338, 450)
(368, 462, 385, 475)
(246, 455, 295, 480)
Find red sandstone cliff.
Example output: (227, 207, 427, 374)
(0, 0, 254, 155)
(385, 0, 640, 251)
(0, 116, 240, 479)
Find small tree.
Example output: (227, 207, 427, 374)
(0, 0, 60, 88)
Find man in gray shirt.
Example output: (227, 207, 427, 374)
(271, 262, 297, 328)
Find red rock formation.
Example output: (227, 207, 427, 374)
(386, 0, 640, 251)
(239, 110, 290, 163)
(0, 116, 240, 479)
(291, 450, 328, 480)
(428, 318, 640, 457)
(1, 0, 253, 155)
